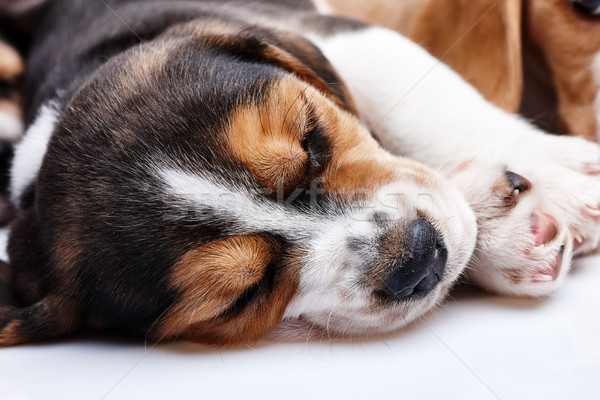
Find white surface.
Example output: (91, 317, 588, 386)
(0, 228, 599, 400)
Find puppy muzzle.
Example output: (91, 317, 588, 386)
(377, 217, 447, 301)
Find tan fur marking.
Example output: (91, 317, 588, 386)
(330, 0, 523, 111)
(317, 100, 432, 198)
(0, 99, 22, 118)
(0, 42, 24, 129)
(503, 269, 523, 285)
(490, 176, 510, 197)
(159, 235, 299, 345)
(411, 0, 523, 112)
(327, 0, 427, 36)
(0, 41, 24, 81)
(0, 296, 78, 346)
(259, 38, 357, 115)
(526, 0, 600, 139)
(229, 77, 422, 199)
(228, 79, 310, 192)
(230, 77, 433, 200)
(170, 236, 275, 320)
(0, 319, 23, 347)
(344, 0, 600, 138)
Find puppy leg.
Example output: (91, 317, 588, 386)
(309, 26, 600, 296)
(1, 210, 81, 346)
(0, 295, 79, 346)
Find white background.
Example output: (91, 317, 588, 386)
(1, 229, 599, 400)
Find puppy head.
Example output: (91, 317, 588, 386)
(410, 0, 524, 113)
(41, 28, 476, 344)
(407, 0, 600, 139)
(525, 0, 600, 140)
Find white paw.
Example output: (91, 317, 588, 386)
(447, 135, 600, 297)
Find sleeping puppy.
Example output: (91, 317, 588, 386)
(327, 0, 600, 140)
(0, 0, 599, 346)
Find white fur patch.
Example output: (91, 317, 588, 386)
(10, 101, 59, 205)
(311, 0, 333, 15)
(0, 111, 23, 143)
(158, 167, 323, 241)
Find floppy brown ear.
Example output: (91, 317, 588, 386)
(156, 235, 299, 345)
(327, 0, 427, 36)
(262, 31, 360, 116)
(411, 0, 523, 112)
(202, 30, 359, 117)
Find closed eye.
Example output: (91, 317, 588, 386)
(301, 105, 331, 171)
(220, 262, 278, 318)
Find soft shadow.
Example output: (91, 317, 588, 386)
(159, 340, 272, 355)
(448, 280, 550, 311)
(7, 279, 555, 352)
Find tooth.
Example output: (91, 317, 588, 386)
(533, 243, 545, 252)
(573, 231, 584, 244)
(585, 206, 600, 217)
(537, 275, 553, 282)
(513, 189, 520, 197)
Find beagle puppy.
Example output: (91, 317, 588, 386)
(328, 0, 600, 140)
(0, 0, 599, 346)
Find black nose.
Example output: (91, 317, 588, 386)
(379, 217, 447, 301)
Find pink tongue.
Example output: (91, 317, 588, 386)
(531, 210, 558, 246)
